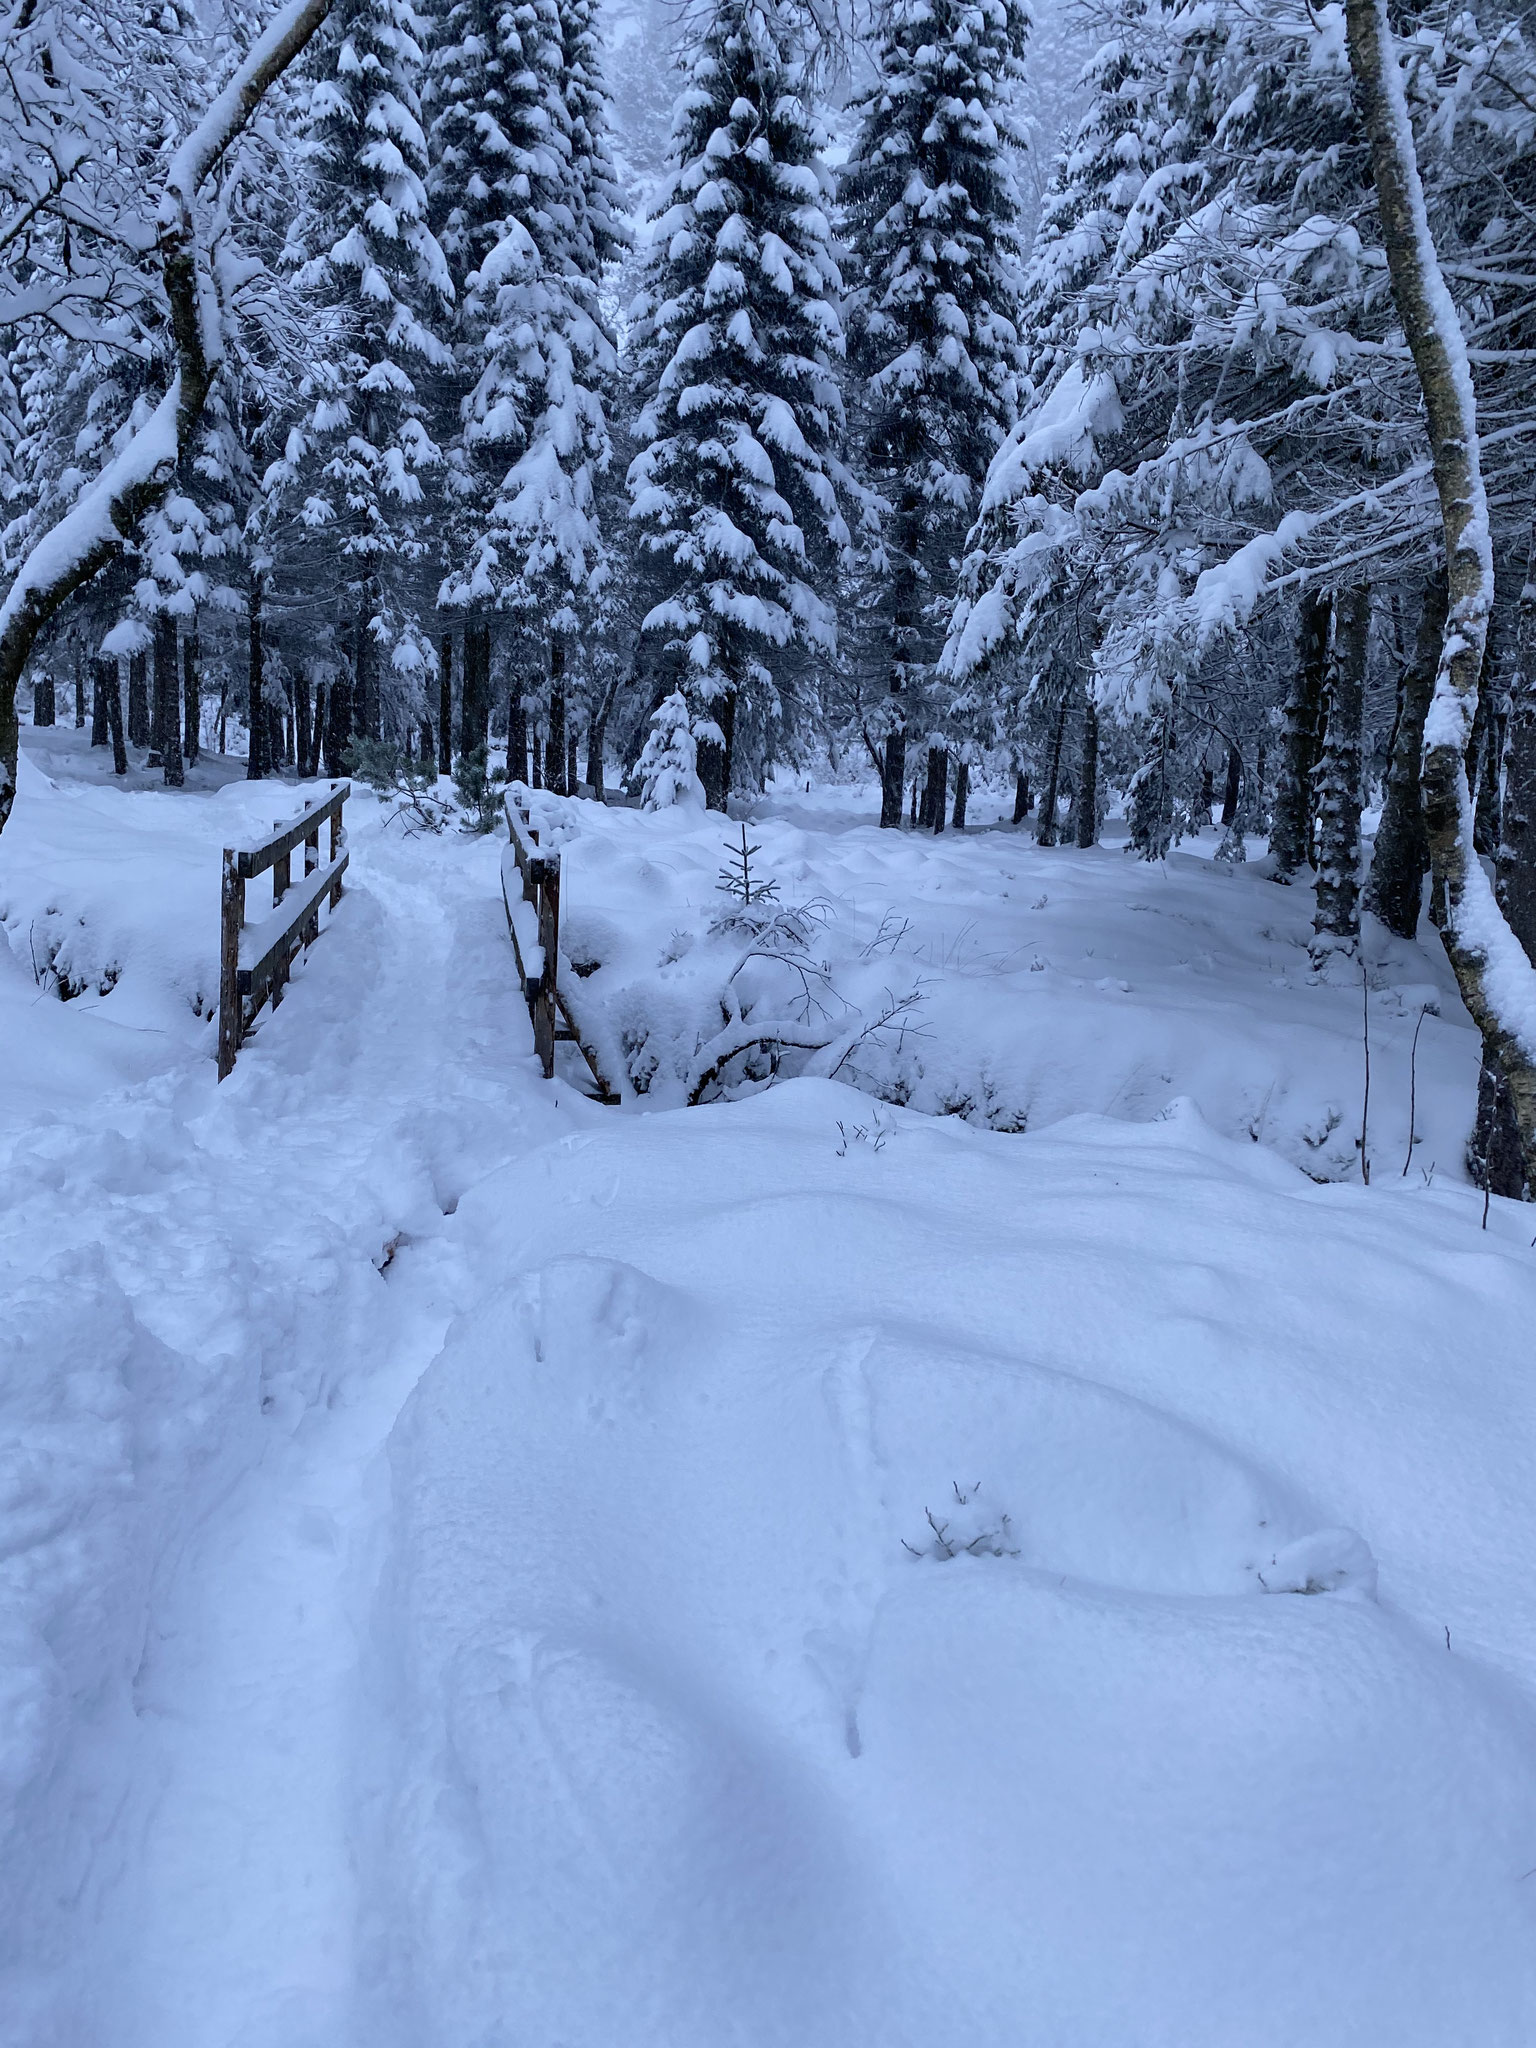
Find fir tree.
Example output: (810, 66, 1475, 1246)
(285, 0, 455, 736)
(841, 0, 1030, 825)
(626, 0, 856, 809)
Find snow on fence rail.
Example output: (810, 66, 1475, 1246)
(501, 785, 620, 1102)
(218, 780, 349, 1079)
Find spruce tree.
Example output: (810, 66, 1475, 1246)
(626, 0, 855, 808)
(841, 0, 1030, 825)
(286, 0, 454, 737)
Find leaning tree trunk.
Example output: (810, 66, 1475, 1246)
(1347, 0, 1536, 1189)
(1269, 592, 1330, 879)
(1312, 586, 1371, 953)
(1365, 568, 1444, 938)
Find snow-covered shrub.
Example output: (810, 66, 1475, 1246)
(637, 693, 705, 812)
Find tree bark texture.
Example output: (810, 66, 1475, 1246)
(1312, 586, 1370, 948)
(183, 630, 200, 764)
(437, 632, 453, 776)
(1269, 593, 1330, 878)
(546, 634, 568, 795)
(1075, 696, 1099, 849)
(128, 652, 150, 749)
(1365, 569, 1444, 937)
(246, 575, 265, 779)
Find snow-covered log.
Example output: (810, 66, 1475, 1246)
(1345, 0, 1536, 1190)
(0, 0, 336, 836)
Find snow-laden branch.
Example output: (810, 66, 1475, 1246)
(0, 0, 334, 834)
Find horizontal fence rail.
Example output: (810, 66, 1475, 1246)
(501, 786, 620, 1102)
(218, 781, 349, 1079)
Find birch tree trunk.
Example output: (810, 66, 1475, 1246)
(1346, 0, 1536, 1189)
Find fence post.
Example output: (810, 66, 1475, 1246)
(218, 848, 244, 1080)
(534, 858, 559, 1078)
(303, 815, 321, 945)
(271, 832, 292, 1007)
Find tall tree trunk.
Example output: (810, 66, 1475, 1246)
(1129, 704, 1176, 861)
(1220, 741, 1242, 826)
(32, 670, 55, 726)
(1365, 569, 1444, 937)
(1013, 767, 1031, 825)
(1312, 586, 1371, 952)
(1269, 593, 1330, 878)
(358, 584, 381, 739)
(510, 694, 529, 786)
(547, 634, 568, 795)
(531, 732, 543, 788)
(951, 758, 969, 830)
(929, 747, 948, 835)
(183, 629, 200, 765)
(91, 659, 108, 747)
(156, 613, 184, 784)
(74, 652, 86, 728)
(437, 631, 452, 776)
(586, 666, 622, 798)
(567, 728, 579, 796)
(128, 651, 150, 750)
(324, 670, 349, 777)
(295, 670, 313, 778)
(1036, 688, 1072, 847)
(1476, 675, 1507, 859)
(1075, 697, 1099, 848)
(1348, 0, 1536, 1190)
(102, 660, 127, 776)
(880, 498, 919, 828)
(246, 574, 265, 779)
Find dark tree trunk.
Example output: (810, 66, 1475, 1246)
(102, 660, 127, 776)
(567, 728, 579, 795)
(918, 756, 934, 829)
(1036, 688, 1072, 847)
(156, 613, 183, 784)
(1013, 769, 1031, 824)
(1075, 697, 1099, 848)
(1498, 527, 1536, 968)
(295, 671, 313, 778)
(585, 667, 621, 798)
(438, 632, 453, 776)
(1129, 706, 1176, 861)
(509, 695, 529, 785)
(246, 575, 265, 779)
(951, 758, 969, 829)
(74, 655, 86, 727)
(1221, 742, 1242, 826)
(909, 778, 918, 825)
(268, 694, 286, 776)
(697, 690, 736, 811)
(358, 586, 381, 740)
(1476, 686, 1507, 859)
(531, 732, 543, 788)
(91, 661, 109, 747)
(1270, 593, 1330, 878)
(183, 631, 200, 765)
(1313, 585, 1371, 950)
(1366, 570, 1444, 939)
(128, 651, 150, 749)
(324, 671, 350, 778)
(929, 747, 948, 834)
(881, 500, 919, 829)
(32, 671, 55, 726)
(308, 678, 327, 776)
(547, 634, 568, 795)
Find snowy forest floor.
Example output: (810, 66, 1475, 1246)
(4, 730, 1536, 2046)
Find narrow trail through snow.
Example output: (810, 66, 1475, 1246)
(84, 822, 569, 2047)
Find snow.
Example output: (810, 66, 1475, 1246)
(4, 734, 1536, 2044)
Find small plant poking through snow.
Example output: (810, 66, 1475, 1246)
(903, 1481, 1020, 1561)
(347, 739, 453, 836)
(452, 746, 506, 836)
(717, 824, 779, 907)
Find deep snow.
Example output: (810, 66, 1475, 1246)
(3, 734, 1536, 2047)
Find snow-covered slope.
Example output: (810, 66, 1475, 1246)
(2, 743, 1535, 2046)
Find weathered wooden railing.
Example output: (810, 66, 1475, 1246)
(218, 781, 349, 1079)
(501, 786, 619, 1101)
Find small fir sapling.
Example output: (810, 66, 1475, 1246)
(717, 824, 779, 907)
(452, 743, 506, 833)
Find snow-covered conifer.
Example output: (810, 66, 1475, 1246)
(840, 0, 1030, 824)
(637, 687, 705, 807)
(626, 0, 855, 808)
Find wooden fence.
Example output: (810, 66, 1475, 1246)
(501, 786, 618, 1101)
(218, 781, 349, 1079)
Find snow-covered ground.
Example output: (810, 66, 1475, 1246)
(4, 732, 1536, 2046)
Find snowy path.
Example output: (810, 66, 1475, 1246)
(90, 833, 575, 2047)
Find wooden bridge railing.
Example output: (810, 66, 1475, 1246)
(219, 781, 349, 1079)
(501, 786, 619, 1101)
